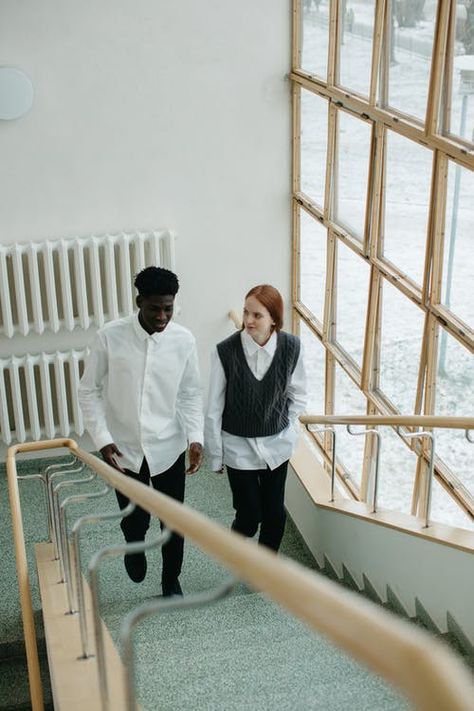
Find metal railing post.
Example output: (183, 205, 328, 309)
(346, 425, 382, 513)
(120, 577, 237, 711)
(58, 485, 112, 614)
(47, 461, 86, 558)
(88, 531, 172, 711)
(306, 425, 337, 501)
(70, 501, 136, 659)
(398, 430, 435, 528)
(52, 471, 96, 577)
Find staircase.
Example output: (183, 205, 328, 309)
(1, 454, 471, 710)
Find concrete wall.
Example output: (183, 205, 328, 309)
(0, 0, 291, 388)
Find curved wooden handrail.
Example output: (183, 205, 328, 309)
(7, 439, 474, 711)
(300, 414, 474, 430)
(228, 309, 242, 330)
(6, 439, 77, 711)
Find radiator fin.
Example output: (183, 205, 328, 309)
(0, 350, 88, 445)
(0, 230, 174, 337)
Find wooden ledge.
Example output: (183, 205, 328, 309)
(35, 542, 129, 711)
(290, 434, 474, 555)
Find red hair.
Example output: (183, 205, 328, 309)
(245, 284, 284, 332)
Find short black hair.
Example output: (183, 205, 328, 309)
(134, 267, 179, 297)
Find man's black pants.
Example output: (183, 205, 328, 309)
(115, 452, 186, 584)
(226, 460, 289, 552)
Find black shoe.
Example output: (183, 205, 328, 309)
(124, 552, 147, 583)
(162, 578, 183, 597)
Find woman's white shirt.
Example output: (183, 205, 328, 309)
(205, 329, 307, 471)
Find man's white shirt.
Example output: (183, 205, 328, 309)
(78, 315, 203, 475)
(205, 329, 307, 472)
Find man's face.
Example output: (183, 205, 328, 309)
(137, 294, 175, 334)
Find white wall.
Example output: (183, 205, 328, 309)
(0, 0, 292, 384)
(286, 467, 474, 647)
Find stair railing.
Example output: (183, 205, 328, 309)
(71, 501, 136, 659)
(346, 424, 382, 513)
(300, 414, 474, 520)
(306, 425, 337, 500)
(120, 577, 237, 711)
(7, 438, 474, 711)
(88, 531, 172, 710)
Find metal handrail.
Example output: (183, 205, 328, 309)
(397, 430, 435, 528)
(300, 414, 465, 525)
(71, 501, 136, 659)
(88, 531, 172, 711)
(58, 485, 112, 613)
(46, 461, 85, 557)
(305, 425, 336, 501)
(6, 438, 474, 711)
(52, 471, 96, 576)
(346, 425, 382, 514)
(121, 577, 237, 711)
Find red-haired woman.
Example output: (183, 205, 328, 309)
(205, 285, 307, 552)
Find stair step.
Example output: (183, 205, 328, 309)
(0, 651, 53, 711)
(107, 591, 410, 711)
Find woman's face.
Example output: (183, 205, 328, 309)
(243, 294, 275, 345)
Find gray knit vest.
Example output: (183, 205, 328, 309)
(216, 331, 301, 438)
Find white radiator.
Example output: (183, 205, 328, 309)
(0, 349, 89, 445)
(0, 230, 175, 337)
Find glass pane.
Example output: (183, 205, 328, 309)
(338, 0, 375, 96)
(334, 363, 367, 487)
(300, 89, 328, 206)
(377, 279, 424, 412)
(382, 131, 432, 285)
(299, 209, 327, 322)
(444, 56, 474, 146)
(441, 161, 474, 330)
(300, 0, 329, 79)
(299, 318, 326, 414)
(430, 478, 474, 531)
(334, 111, 371, 238)
(335, 240, 370, 367)
(376, 426, 417, 514)
(383, 0, 437, 122)
(434, 328, 474, 530)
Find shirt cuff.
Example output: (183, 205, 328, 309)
(187, 431, 204, 447)
(92, 430, 115, 452)
(210, 457, 224, 472)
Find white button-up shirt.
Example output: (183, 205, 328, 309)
(205, 329, 307, 472)
(78, 314, 203, 475)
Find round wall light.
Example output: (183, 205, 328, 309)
(0, 67, 34, 120)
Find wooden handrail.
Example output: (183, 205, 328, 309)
(7, 439, 474, 711)
(6, 438, 77, 711)
(228, 309, 242, 330)
(300, 414, 474, 430)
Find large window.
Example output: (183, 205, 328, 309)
(293, 0, 474, 530)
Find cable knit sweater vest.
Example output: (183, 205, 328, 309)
(216, 331, 300, 437)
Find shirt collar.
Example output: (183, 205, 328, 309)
(241, 328, 277, 357)
(132, 313, 170, 342)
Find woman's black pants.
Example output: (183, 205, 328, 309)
(226, 460, 289, 552)
(115, 452, 186, 584)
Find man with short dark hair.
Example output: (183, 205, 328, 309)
(79, 266, 203, 597)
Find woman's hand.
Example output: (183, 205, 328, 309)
(186, 442, 203, 474)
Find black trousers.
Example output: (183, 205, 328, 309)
(115, 452, 186, 583)
(226, 460, 289, 552)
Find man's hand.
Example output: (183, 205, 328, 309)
(186, 442, 203, 475)
(100, 443, 126, 472)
